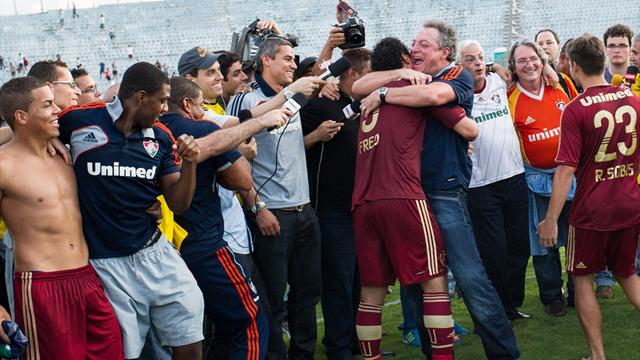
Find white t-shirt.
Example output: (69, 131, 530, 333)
(469, 73, 524, 188)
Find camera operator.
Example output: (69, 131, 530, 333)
(301, 47, 371, 360)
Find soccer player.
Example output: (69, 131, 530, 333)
(353, 37, 467, 360)
(538, 34, 640, 360)
(57, 62, 204, 360)
(0, 76, 123, 359)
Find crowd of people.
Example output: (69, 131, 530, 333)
(0, 2, 639, 360)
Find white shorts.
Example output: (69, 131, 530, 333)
(90, 236, 204, 359)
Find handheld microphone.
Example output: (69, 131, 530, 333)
(611, 74, 624, 87)
(625, 65, 639, 88)
(317, 57, 352, 80)
(338, 99, 361, 123)
(267, 92, 308, 131)
(238, 109, 253, 123)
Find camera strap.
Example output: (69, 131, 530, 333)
(337, 1, 359, 18)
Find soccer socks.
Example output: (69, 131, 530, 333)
(356, 302, 382, 360)
(423, 292, 454, 360)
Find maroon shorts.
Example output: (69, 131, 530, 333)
(353, 198, 446, 286)
(14, 264, 123, 360)
(566, 225, 639, 277)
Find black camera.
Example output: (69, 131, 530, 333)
(231, 19, 299, 70)
(336, 1, 365, 49)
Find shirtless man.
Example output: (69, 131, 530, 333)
(0, 76, 123, 359)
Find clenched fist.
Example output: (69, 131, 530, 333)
(173, 134, 200, 163)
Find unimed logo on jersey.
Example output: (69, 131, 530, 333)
(87, 162, 157, 179)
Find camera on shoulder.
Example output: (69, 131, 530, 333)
(230, 19, 300, 70)
(336, 1, 365, 49)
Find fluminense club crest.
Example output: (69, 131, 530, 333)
(143, 140, 159, 158)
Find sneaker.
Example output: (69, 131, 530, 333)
(544, 301, 566, 317)
(508, 310, 531, 321)
(454, 321, 470, 336)
(596, 285, 614, 299)
(401, 328, 421, 348)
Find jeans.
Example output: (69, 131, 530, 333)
(467, 174, 530, 318)
(409, 186, 520, 360)
(400, 286, 418, 330)
(595, 269, 617, 287)
(253, 204, 321, 360)
(317, 211, 359, 360)
(530, 192, 575, 305)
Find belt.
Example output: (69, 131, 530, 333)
(276, 204, 305, 212)
(142, 228, 162, 249)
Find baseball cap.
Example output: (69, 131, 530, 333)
(178, 47, 220, 76)
(294, 56, 318, 79)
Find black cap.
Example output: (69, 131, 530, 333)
(178, 47, 220, 76)
(294, 56, 318, 79)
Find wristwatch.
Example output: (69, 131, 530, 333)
(252, 201, 267, 215)
(378, 87, 388, 105)
(283, 86, 294, 100)
(485, 61, 494, 73)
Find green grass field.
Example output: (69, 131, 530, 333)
(312, 258, 640, 359)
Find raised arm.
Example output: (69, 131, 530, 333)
(217, 157, 252, 192)
(196, 109, 289, 161)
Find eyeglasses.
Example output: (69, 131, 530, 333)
(606, 43, 629, 49)
(462, 55, 484, 63)
(81, 85, 98, 94)
(515, 57, 541, 65)
(51, 80, 78, 89)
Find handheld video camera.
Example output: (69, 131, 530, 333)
(230, 19, 299, 70)
(336, 1, 365, 49)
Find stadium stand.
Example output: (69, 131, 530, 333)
(0, 0, 638, 85)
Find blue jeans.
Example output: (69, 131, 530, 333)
(530, 192, 575, 305)
(317, 211, 359, 360)
(595, 269, 617, 287)
(411, 187, 520, 359)
(399, 286, 418, 330)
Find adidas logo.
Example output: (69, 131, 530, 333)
(525, 116, 536, 125)
(576, 262, 587, 269)
(82, 132, 98, 143)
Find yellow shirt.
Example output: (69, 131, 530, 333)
(203, 102, 226, 116)
(156, 195, 188, 250)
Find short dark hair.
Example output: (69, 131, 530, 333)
(603, 24, 634, 46)
(27, 60, 69, 82)
(217, 51, 241, 81)
(168, 76, 202, 112)
(560, 38, 574, 55)
(118, 62, 170, 100)
(341, 48, 372, 79)
(70, 68, 89, 79)
(371, 37, 410, 72)
(566, 34, 606, 76)
(535, 29, 560, 44)
(0, 76, 48, 129)
(255, 37, 293, 73)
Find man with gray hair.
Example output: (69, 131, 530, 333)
(353, 21, 520, 359)
(228, 37, 324, 360)
(457, 39, 531, 319)
(631, 34, 640, 66)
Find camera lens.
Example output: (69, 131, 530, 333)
(348, 29, 363, 43)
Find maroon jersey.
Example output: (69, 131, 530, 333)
(352, 80, 464, 207)
(556, 85, 640, 230)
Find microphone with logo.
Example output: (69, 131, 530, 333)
(317, 57, 352, 80)
(239, 92, 308, 131)
(624, 65, 639, 88)
(338, 99, 362, 123)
